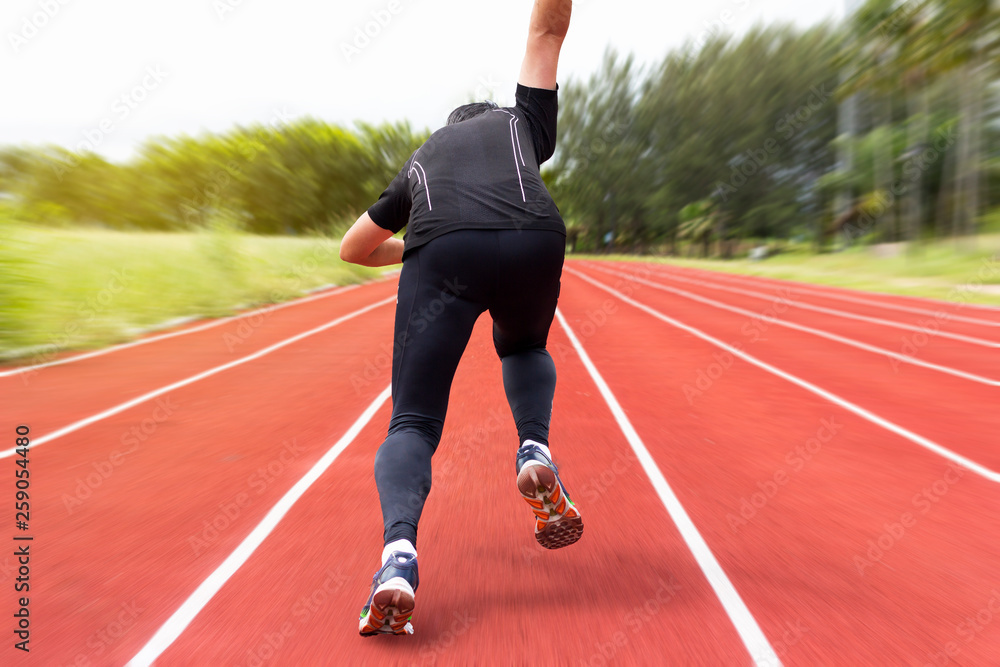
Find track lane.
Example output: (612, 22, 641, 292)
(624, 267, 1000, 346)
(586, 261, 1000, 381)
(555, 308, 780, 664)
(0, 281, 397, 449)
(148, 318, 758, 666)
(583, 262, 1000, 380)
(587, 263, 999, 388)
(571, 264, 1000, 469)
(4, 299, 399, 666)
(0, 285, 363, 378)
(657, 261, 1000, 322)
(556, 267, 1000, 665)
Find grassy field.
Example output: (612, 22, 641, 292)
(589, 235, 1000, 307)
(3, 226, 997, 361)
(0, 224, 381, 358)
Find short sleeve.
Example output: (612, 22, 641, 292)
(367, 162, 412, 233)
(515, 84, 559, 165)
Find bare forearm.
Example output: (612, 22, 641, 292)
(519, 0, 572, 89)
(529, 0, 572, 40)
(339, 211, 402, 267)
(353, 238, 404, 267)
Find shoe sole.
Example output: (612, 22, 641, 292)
(359, 578, 415, 636)
(517, 461, 583, 550)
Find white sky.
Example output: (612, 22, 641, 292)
(1, 0, 843, 162)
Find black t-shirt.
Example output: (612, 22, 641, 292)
(367, 84, 565, 256)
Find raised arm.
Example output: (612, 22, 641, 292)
(518, 0, 573, 91)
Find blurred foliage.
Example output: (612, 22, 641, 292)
(677, 199, 718, 258)
(830, 0, 999, 246)
(551, 0, 1000, 254)
(0, 227, 380, 356)
(550, 26, 841, 253)
(0, 218, 40, 348)
(0, 120, 429, 236)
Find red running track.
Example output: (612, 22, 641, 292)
(571, 262, 1000, 467)
(0, 260, 997, 666)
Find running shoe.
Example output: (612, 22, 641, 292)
(358, 551, 418, 636)
(516, 443, 583, 549)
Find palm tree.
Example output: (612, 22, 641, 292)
(889, 0, 935, 245)
(839, 0, 906, 241)
(932, 0, 997, 240)
(678, 200, 716, 257)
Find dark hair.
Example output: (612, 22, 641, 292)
(447, 101, 499, 126)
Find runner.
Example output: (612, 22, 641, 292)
(339, 0, 582, 637)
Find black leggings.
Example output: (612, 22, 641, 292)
(374, 229, 565, 547)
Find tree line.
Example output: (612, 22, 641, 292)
(1, 0, 996, 255)
(550, 0, 998, 253)
(0, 121, 428, 235)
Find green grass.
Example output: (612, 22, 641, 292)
(4, 226, 995, 361)
(581, 235, 1000, 307)
(0, 224, 381, 358)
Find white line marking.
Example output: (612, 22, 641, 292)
(0, 297, 394, 459)
(126, 385, 392, 667)
(555, 309, 782, 667)
(659, 265, 1000, 326)
(586, 265, 999, 386)
(0, 285, 361, 378)
(664, 262, 1000, 315)
(583, 263, 1000, 348)
(567, 267, 1000, 483)
(513, 117, 526, 166)
(408, 160, 433, 211)
(498, 109, 527, 202)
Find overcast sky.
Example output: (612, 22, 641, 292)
(1, 0, 844, 161)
